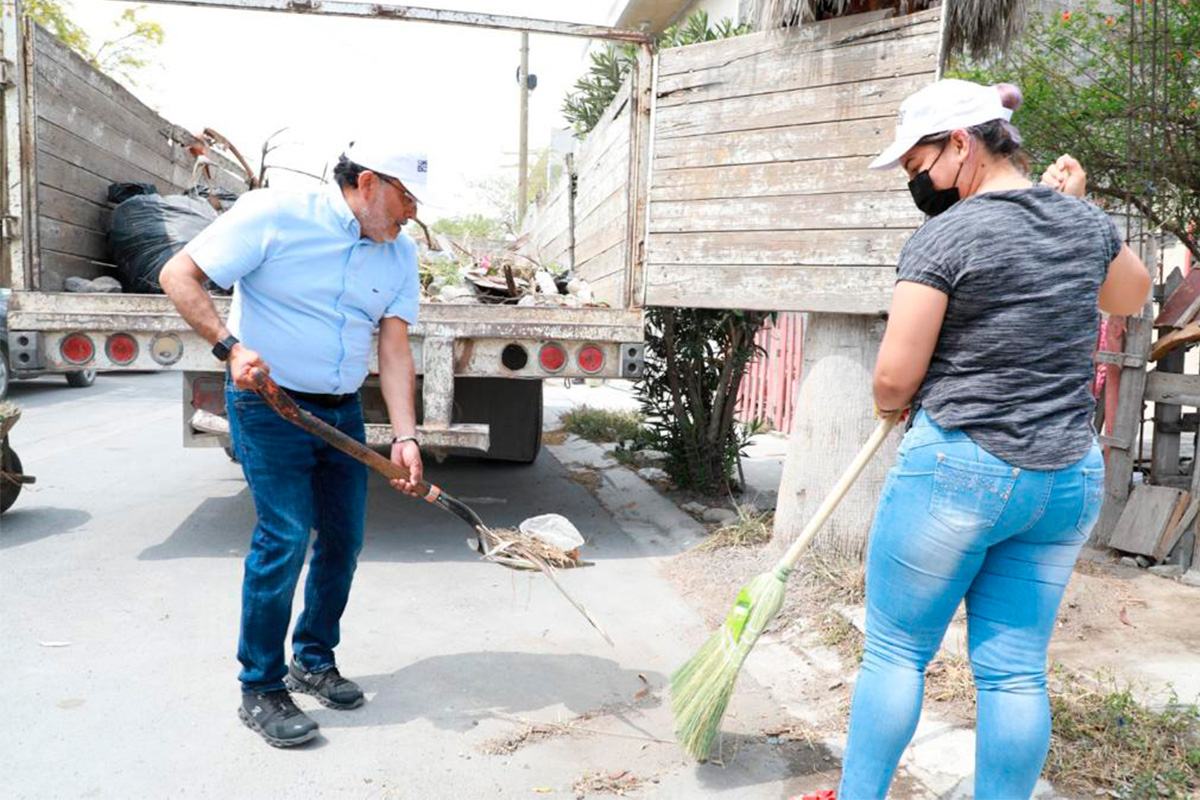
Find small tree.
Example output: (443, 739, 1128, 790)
(954, 0, 1199, 260)
(562, 12, 762, 495)
(26, 0, 163, 85)
(430, 214, 506, 240)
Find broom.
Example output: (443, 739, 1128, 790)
(670, 413, 901, 761)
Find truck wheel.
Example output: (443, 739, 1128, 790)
(1, 448, 22, 513)
(451, 377, 543, 464)
(65, 369, 96, 388)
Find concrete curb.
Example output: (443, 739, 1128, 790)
(547, 435, 705, 556)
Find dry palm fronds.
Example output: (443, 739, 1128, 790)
(483, 528, 583, 570)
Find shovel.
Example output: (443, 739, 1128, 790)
(248, 369, 613, 645)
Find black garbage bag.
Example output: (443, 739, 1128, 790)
(109, 194, 217, 293)
(106, 182, 158, 204)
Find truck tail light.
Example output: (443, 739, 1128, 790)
(60, 333, 95, 365)
(105, 333, 138, 366)
(538, 343, 567, 373)
(577, 344, 604, 374)
(150, 333, 183, 366)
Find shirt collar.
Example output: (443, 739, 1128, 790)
(325, 183, 361, 237)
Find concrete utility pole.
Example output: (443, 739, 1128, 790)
(517, 31, 530, 229)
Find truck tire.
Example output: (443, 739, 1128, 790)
(65, 369, 96, 388)
(1, 447, 22, 513)
(0, 349, 9, 401)
(452, 377, 543, 464)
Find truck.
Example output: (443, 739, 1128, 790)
(0, 2, 652, 463)
(4, 0, 941, 468)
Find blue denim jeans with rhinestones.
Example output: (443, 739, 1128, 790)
(838, 410, 1103, 800)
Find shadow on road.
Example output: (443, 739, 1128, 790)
(309, 650, 665, 735)
(0, 506, 91, 550)
(690, 731, 841, 793)
(139, 452, 646, 563)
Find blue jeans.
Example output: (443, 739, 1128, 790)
(838, 411, 1103, 800)
(226, 381, 368, 693)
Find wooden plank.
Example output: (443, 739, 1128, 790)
(656, 31, 935, 109)
(37, 249, 113, 288)
(576, 244, 625, 299)
(648, 191, 921, 233)
(575, 213, 625, 268)
(1156, 490, 1192, 561)
(645, 264, 895, 314)
(1152, 269, 1186, 482)
(1145, 371, 1200, 407)
(650, 156, 896, 202)
(653, 72, 929, 141)
(34, 151, 115, 212)
(653, 117, 894, 171)
(1152, 321, 1200, 361)
(574, 150, 628, 223)
(656, 9, 935, 76)
(34, 51, 186, 175)
(37, 183, 112, 235)
(34, 81, 187, 190)
(1154, 266, 1200, 327)
(1108, 484, 1188, 557)
(36, 118, 175, 195)
(647, 229, 911, 267)
(1097, 306, 1155, 543)
(37, 215, 110, 261)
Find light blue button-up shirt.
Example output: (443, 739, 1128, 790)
(186, 184, 420, 394)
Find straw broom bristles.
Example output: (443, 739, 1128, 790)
(670, 416, 898, 762)
(671, 567, 790, 760)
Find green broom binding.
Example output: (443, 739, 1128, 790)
(670, 414, 901, 761)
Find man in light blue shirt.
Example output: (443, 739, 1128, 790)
(160, 139, 427, 748)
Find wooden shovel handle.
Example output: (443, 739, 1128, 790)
(777, 413, 900, 573)
(249, 369, 431, 494)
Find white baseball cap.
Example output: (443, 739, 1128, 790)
(344, 138, 429, 200)
(869, 79, 1012, 170)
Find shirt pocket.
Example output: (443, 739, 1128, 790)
(1075, 467, 1106, 536)
(347, 269, 397, 321)
(929, 453, 1018, 534)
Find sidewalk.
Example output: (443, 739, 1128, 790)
(541, 382, 1064, 798)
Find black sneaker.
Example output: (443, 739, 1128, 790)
(238, 690, 319, 748)
(284, 659, 364, 710)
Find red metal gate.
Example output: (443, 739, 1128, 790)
(737, 313, 804, 434)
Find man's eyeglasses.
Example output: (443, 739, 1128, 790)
(374, 172, 418, 205)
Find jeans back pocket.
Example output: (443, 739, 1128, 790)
(930, 453, 1018, 534)
(1075, 467, 1105, 536)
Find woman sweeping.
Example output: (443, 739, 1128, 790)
(837, 79, 1150, 798)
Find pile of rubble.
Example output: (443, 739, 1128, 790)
(415, 232, 598, 308)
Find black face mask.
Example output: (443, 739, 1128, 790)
(908, 141, 967, 217)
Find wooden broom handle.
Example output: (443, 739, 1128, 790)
(249, 369, 432, 494)
(777, 414, 900, 573)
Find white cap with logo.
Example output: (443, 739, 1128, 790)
(869, 79, 1012, 171)
(344, 139, 429, 200)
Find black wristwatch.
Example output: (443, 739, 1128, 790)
(212, 334, 240, 362)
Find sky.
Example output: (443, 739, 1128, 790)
(69, 0, 622, 219)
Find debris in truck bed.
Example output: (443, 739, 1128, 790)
(413, 230, 603, 308)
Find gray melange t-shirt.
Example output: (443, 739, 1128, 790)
(897, 185, 1123, 471)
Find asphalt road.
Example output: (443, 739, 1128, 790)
(1, 372, 824, 799)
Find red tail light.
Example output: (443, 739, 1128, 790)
(577, 344, 604, 374)
(60, 333, 95, 365)
(105, 333, 138, 366)
(539, 343, 567, 373)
